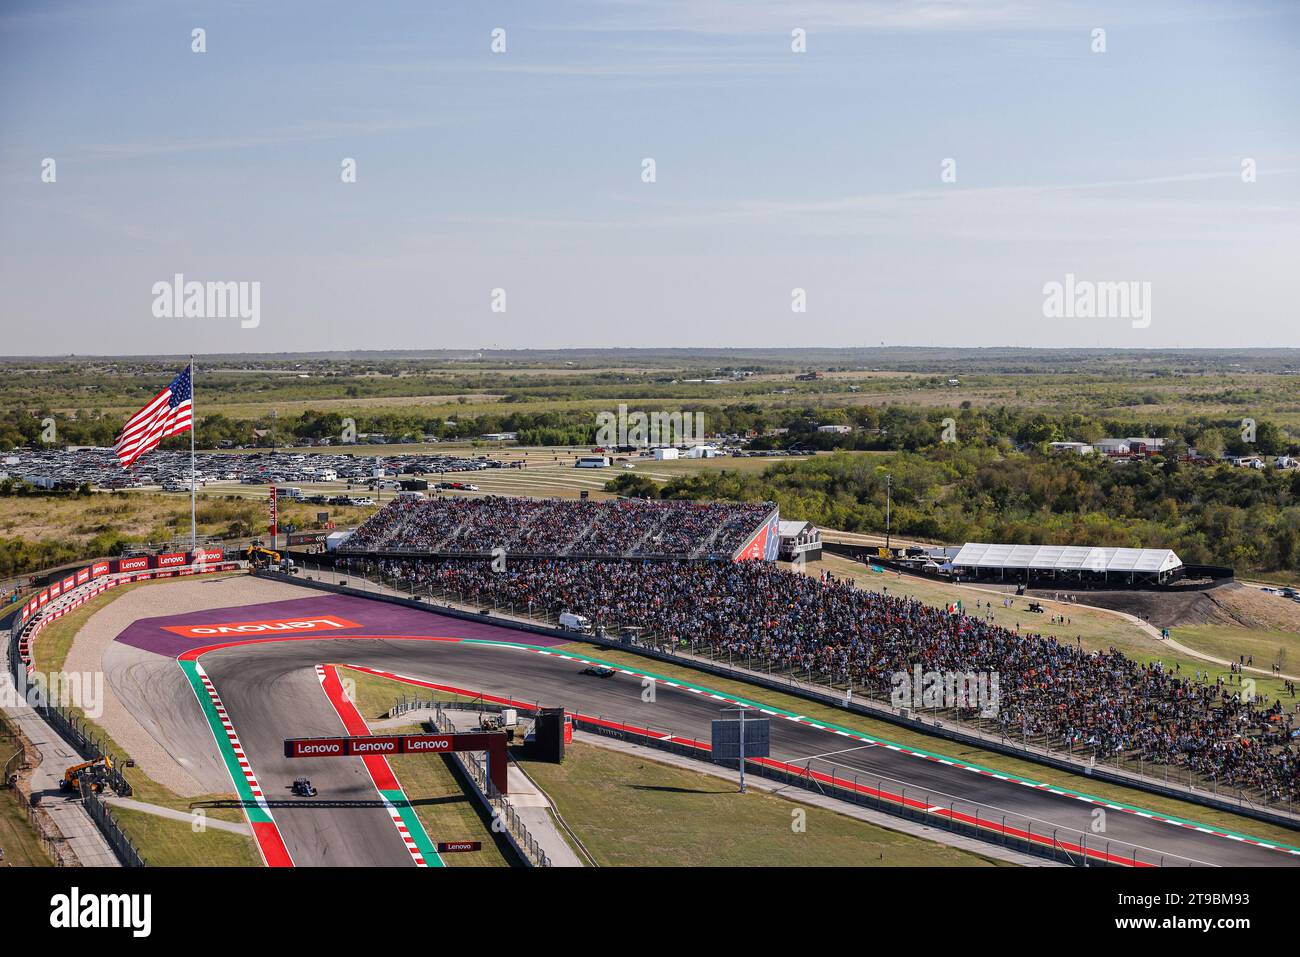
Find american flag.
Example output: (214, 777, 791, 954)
(114, 364, 193, 468)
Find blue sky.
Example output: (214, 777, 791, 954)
(1, 0, 1297, 354)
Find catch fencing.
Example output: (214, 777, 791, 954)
(80, 782, 145, 867)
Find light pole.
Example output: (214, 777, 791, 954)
(884, 473, 893, 553)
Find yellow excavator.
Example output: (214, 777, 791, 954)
(243, 542, 299, 574)
(244, 543, 282, 567)
(61, 755, 113, 792)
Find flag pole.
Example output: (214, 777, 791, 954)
(190, 354, 197, 551)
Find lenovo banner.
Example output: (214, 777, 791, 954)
(156, 552, 187, 568)
(347, 736, 402, 756)
(268, 486, 278, 542)
(162, 615, 361, 639)
(92, 561, 110, 577)
(285, 738, 348, 758)
(282, 732, 509, 792)
(117, 556, 151, 573)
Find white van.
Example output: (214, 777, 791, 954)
(559, 612, 592, 633)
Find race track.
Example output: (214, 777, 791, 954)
(104, 587, 1300, 868)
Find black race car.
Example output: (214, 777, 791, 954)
(291, 777, 318, 797)
(581, 666, 616, 679)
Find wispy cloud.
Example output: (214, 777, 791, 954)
(75, 119, 440, 162)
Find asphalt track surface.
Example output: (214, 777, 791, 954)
(108, 591, 1300, 868)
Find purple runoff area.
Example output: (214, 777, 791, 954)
(112, 592, 570, 658)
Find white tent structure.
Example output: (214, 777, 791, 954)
(951, 542, 1183, 586)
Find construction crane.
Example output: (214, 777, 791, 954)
(243, 542, 297, 573)
(60, 755, 114, 793)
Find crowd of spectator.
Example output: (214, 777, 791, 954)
(353, 555, 1300, 804)
(339, 496, 776, 559)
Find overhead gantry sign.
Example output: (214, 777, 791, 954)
(284, 732, 509, 793)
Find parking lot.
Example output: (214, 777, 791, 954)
(0, 447, 513, 493)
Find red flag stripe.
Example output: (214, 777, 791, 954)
(114, 371, 192, 468)
(115, 388, 171, 439)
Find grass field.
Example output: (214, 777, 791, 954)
(104, 805, 262, 867)
(21, 359, 1300, 432)
(0, 734, 51, 867)
(525, 741, 1007, 867)
(553, 640, 1300, 851)
(1172, 625, 1300, 678)
(344, 667, 481, 721)
(0, 790, 51, 867)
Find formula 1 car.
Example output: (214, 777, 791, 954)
(291, 777, 318, 797)
(580, 666, 616, 679)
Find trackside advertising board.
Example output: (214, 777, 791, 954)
(284, 732, 502, 758)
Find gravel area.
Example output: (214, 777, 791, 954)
(63, 574, 311, 797)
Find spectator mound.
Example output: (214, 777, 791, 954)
(1059, 582, 1300, 631)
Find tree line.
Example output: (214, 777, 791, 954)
(608, 447, 1300, 575)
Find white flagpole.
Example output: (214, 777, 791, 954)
(190, 355, 197, 551)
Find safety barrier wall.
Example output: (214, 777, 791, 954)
(269, 567, 1300, 838)
(14, 559, 239, 676)
(15, 550, 226, 627)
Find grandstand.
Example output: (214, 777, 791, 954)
(951, 543, 1185, 587)
(356, 555, 1300, 807)
(338, 496, 781, 561)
